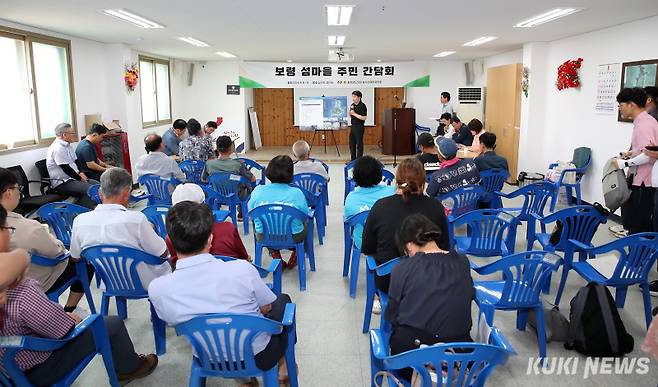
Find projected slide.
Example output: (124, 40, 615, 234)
(298, 96, 349, 130)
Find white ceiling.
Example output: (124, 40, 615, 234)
(2, 0, 658, 62)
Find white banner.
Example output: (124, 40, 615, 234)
(239, 61, 430, 88)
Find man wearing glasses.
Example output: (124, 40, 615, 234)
(45, 123, 97, 209)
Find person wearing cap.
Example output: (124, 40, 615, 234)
(349, 90, 368, 161)
(426, 137, 480, 198)
(164, 184, 250, 267)
(416, 133, 441, 174)
(451, 115, 473, 146)
(135, 133, 186, 181)
(292, 140, 329, 181)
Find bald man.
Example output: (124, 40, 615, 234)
(135, 133, 186, 181)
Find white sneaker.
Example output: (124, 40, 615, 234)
(372, 299, 382, 315)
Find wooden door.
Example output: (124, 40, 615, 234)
(484, 64, 522, 182)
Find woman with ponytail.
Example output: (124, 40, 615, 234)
(386, 213, 474, 381)
(361, 158, 450, 312)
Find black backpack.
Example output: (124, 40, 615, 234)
(565, 282, 634, 356)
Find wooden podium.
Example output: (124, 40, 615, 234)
(382, 108, 416, 157)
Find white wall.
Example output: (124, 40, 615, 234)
(518, 15, 658, 205)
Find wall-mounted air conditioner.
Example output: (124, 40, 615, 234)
(456, 87, 485, 123)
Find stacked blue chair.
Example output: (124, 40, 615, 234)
(138, 174, 180, 206)
(528, 205, 607, 303)
(479, 169, 509, 208)
(473, 251, 562, 360)
(437, 185, 486, 221)
(142, 205, 170, 239)
(0, 314, 120, 387)
(175, 304, 299, 387)
(81, 245, 168, 355)
(566, 233, 658, 328)
(37, 202, 89, 248)
(450, 209, 519, 269)
(208, 173, 251, 234)
(237, 157, 266, 187)
(546, 147, 591, 211)
(495, 182, 556, 251)
(214, 255, 283, 295)
(179, 160, 206, 184)
(250, 204, 316, 291)
(363, 256, 401, 334)
(343, 210, 370, 298)
(370, 324, 515, 387)
(292, 173, 327, 244)
(30, 252, 96, 314)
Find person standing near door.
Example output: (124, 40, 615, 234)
(349, 90, 367, 161)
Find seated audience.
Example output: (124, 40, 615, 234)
(204, 120, 218, 138)
(135, 133, 186, 181)
(162, 118, 187, 157)
(387, 213, 474, 381)
(75, 123, 110, 181)
(70, 168, 171, 289)
(0, 168, 93, 312)
(416, 133, 441, 174)
(426, 138, 480, 198)
(439, 113, 455, 138)
(149, 202, 293, 386)
(466, 118, 486, 154)
(205, 136, 256, 205)
(165, 184, 250, 265)
(451, 115, 473, 146)
(292, 140, 329, 181)
(344, 156, 396, 249)
(179, 118, 214, 161)
(249, 156, 309, 269)
(473, 132, 509, 171)
(46, 123, 97, 209)
(0, 205, 158, 385)
(361, 158, 450, 306)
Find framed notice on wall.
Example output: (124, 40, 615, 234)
(619, 59, 658, 122)
(595, 63, 621, 115)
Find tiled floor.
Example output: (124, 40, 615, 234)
(70, 162, 658, 386)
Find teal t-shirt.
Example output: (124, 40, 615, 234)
(248, 183, 309, 234)
(344, 184, 396, 249)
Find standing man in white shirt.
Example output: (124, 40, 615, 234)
(435, 92, 454, 136)
(46, 123, 97, 209)
(70, 167, 171, 293)
(292, 140, 329, 181)
(135, 133, 186, 181)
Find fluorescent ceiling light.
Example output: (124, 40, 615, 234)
(514, 8, 582, 28)
(462, 36, 497, 47)
(216, 51, 237, 58)
(328, 35, 346, 46)
(287, 59, 293, 63)
(326, 5, 355, 26)
(178, 37, 210, 47)
(433, 51, 455, 58)
(103, 9, 164, 29)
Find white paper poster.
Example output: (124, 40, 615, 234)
(595, 63, 621, 115)
(298, 98, 324, 128)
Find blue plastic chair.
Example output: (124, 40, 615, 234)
(292, 186, 324, 245)
(214, 255, 283, 295)
(174, 304, 299, 387)
(292, 173, 327, 243)
(138, 174, 180, 206)
(528, 205, 607, 303)
(363, 256, 401, 334)
(472, 251, 562, 361)
(87, 184, 152, 205)
(81, 245, 168, 355)
(37, 202, 89, 248)
(567, 233, 658, 329)
(369, 325, 515, 387)
(449, 209, 519, 269)
(343, 210, 370, 298)
(237, 157, 266, 187)
(479, 169, 509, 208)
(303, 158, 330, 205)
(30, 252, 96, 314)
(0, 314, 119, 387)
(208, 173, 251, 234)
(415, 124, 432, 153)
(496, 182, 556, 251)
(249, 204, 316, 291)
(437, 185, 486, 221)
(546, 147, 592, 211)
(179, 160, 206, 184)
(381, 169, 395, 185)
(142, 205, 170, 239)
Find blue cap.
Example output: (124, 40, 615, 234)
(435, 137, 458, 160)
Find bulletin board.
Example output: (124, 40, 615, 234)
(618, 59, 658, 122)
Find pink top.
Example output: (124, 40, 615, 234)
(630, 111, 658, 187)
(468, 130, 486, 155)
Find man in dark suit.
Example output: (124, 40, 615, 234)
(473, 132, 508, 171)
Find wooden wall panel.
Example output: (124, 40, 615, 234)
(254, 87, 404, 146)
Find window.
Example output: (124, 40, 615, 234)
(139, 56, 172, 127)
(0, 27, 76, 151)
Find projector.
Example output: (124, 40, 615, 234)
(328, 49, 355, 62)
